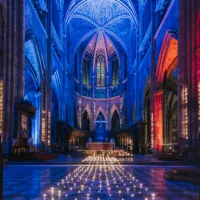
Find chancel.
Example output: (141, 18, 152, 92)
(0, 0, 200, 199)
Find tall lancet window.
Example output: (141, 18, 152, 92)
(96, 55, 105, 87)
(112, 53, 119, 85)
(82, 52, 90, 84)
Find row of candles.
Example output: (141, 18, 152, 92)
(43, 156, 157, 199)
(82, 155, 120, 163)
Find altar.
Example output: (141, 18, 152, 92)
(87, 142, 114, 150)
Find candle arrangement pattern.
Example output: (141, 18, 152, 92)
(42, 156, 157, 199)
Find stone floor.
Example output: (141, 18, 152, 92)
(3, 164, 199, 200)
(46, 154, 195, 166)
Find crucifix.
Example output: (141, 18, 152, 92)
(95, 115, 106, 127)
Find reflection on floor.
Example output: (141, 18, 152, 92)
(43, 164, 153, 199)
(3, 160, 199, 199)
(82, 156, 120, 163)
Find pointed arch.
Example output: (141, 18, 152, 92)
(93, 32, 109, 72)
(82, 104, 92, 120)
(96, 54, 106, 86)
(111, 110, 120, 133)
(156, 30, 178, 84)
(95, 106, 106, 121)
(110, 104, 120, 119)
(25, 30, 45, 84)
(82, 50, 91, 84)
(82, 110, 91, 131)
(24, 30, 46, 145)
(111, 52, 119, 85)
(64, 0, 138, 30)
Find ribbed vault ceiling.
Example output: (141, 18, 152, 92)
(64, 0, 138, 56)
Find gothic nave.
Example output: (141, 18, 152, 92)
(0, 0, 200, 199)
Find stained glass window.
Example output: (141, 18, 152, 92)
(112, 53, 119, 85)
(82, 52, 90, 84)
(96, 55, 105, 87)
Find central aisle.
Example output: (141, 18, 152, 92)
(3, 162, 198, 199)
(43, 161, 154, 199)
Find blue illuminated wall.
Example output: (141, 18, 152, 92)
(1, 0, 200, 153)
(23, 0, 180, 146)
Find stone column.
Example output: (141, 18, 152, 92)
(10, 0, 17, 146)
(18, 0, 24, 99)
(43, 0, 52, 151)
(178, 0, 199, 153)
(92, 75, 95, 131)
(152, 90, 164, 151)
(163, 91, 167, 145)
(197, 47, 200, 138)
(78, 97, 82, 129)
(150, 0, 157, 149)
(0, 143, 3, 200)
(120, 97, 123, 130)
(196, 12, 200, 144)
(4, 0, 12, 154)
(106, 75, 109, 131)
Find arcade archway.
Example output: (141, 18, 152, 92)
(111, 110, 120, 137)
(24, 37, 44, 146)
(82, 111, 90, 131)
(152, 30, 178, 150)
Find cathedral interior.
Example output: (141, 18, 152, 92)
(0, 0, 200, 199)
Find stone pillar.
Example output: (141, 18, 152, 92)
(120, 97, 123, 130)
(1, 0, 25, 153)
(41, 0, 52, 151)
(78, 97, 82, 129)
(152, 90, 164, 151)
(3, 0, 12, 154)
(150, 0, 157, 149)
(179, 0, 199, 154)
(92, 74, 95, 98)
(106, 75, 109, 131)
(196, 11, 200, 144)
(0, 81, 3, 143)
(163, 91, 167, 145)
(34, 92, 42, 146)
(92, 75, 95, 131)
(0, 143, 3, 200)
(18, 0, 25, 99)
(197, 47, 200, 137)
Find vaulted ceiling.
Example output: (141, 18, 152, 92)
(64, 0, 138, 58)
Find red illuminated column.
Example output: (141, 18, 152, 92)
(197, 11, 200, 136)
(152, 90, 163, 151)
